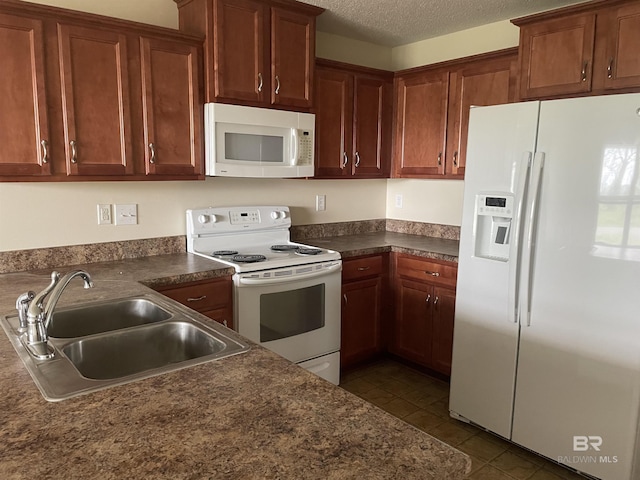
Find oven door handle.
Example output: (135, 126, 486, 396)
(237, 262, 342, 286)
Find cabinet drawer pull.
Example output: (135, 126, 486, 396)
(275, 75, 280, 95)
(607, 58, 613, 79)
(186, 295, 207, 302)
(425, 270, 440, 277)
(257, 72, 263, 92)
(437, 152, 442, 166)
(355, 151, 361, 167)
(581, 61, 588, 82)
(70, 140, 78, 164)
(41, 140, 49, 164)
(149, 143, 156, 164)
(342, 152, 348, 168)
(357, 266, 370, 271)
(453, 151, 458, 167)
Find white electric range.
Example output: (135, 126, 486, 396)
(186, 206, 342, 384)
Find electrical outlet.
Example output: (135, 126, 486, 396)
(114, 204, 138, 225)
(97, 204, 112, 225)
(315, 195, 326, 212)
(395, 194, 403, 209)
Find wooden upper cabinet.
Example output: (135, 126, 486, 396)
(213, 0, 267, 103)
(0, 13, 50, 177)
(176, 0, 322, 110)
(393, 49, 516, 179)
(270, 7, 314, 108)
(513, 0, 640, 99)
(394, 71, 449, 177)
(140, 37, 203, 176)
(517, 13, 596, 99)
(314, 60, 392, 179)
(447, 55, 515, 177)
(58, 24, 134, 176)
(600, 3, 640, 90)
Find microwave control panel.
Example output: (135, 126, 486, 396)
(294, 129, 313, 166)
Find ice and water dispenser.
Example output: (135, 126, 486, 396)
(474, 194, 513, 261)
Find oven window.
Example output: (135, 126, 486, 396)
(259, 284, 325, 342)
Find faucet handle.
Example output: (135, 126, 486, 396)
(16, 291, 35, 330)
(28, 271, 60, 319)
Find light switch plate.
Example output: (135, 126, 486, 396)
(315, 195, 326, 212)
(114, 204, 138, 225)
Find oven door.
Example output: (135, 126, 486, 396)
(234, 261, 341, 364)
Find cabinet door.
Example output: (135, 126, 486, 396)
(58, 24, 133, 176)
(431, 286, 456, 376)
(394, 71, 449, 177)
(270, 7, 314, 108)
(314, 67, 352, 178)
(601, 3, 640, 90)
(213, 0, 267, 104)
(201, 307, 234, 330)
(392, 278, 432, 366)
(341, 277, 382, 369)
(0, 14, 50, 177)
(518, 13, 596, 99)
(447, 56, 514, 177)
(140, 37, 203, 176)
(353, 76, 390, 178)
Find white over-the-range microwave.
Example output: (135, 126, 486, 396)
(204, 103, 315, 178)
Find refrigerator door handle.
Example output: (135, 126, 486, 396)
(508, 151, 533, 323)
(519, 151, 546, 327)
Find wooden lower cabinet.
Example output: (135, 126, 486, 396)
(154, 276, 233, 329)
(340, 254, 386, 369)
(390, 254, 458, 376)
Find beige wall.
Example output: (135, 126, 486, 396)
(1, 0, 520, 252)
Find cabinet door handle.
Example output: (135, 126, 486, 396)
(581, 61, 588, 82)
(275, 75, 280, 95)
(70, 140, 78, 164)
(187, 295, 207, 302)
(425, 270, 440, 277)
(357, 266, 370, 271)
(342, 152, 348, 168)
(434, 296, 439, 306)
(425, 294, 431, 304)
(41, 140, 49, 164)
(222, 319, 228, 327)
(355, 151, 361, 167)
(437, 152, 442, 166)
(607, 58, 614, 79)
(257, 72, 263, 92)
(149, 143, 156, 164)
(453, 151, 458, 167)
(343, 293, 348, 304)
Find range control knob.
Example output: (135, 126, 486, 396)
(270, 211, 281, 220)
(198, 214, 218, 224)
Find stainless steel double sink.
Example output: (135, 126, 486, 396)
(0, 294, 250, 401)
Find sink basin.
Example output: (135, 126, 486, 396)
(49, 298, 171, 338)
(0, 294, 250, 401)
(63, 321, 226, 380)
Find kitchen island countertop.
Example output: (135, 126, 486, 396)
(0, 234, 468, 479)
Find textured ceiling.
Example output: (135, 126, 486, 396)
(303, 0, 588, 47)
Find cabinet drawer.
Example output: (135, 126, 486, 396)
(158, 278, 232, 312)
(342, 255, 384, 282)
(396, 255, 457, 287)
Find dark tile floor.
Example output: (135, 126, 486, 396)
(339, 359, 586, 480)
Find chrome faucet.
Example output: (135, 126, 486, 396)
(18, 270, 94, 359)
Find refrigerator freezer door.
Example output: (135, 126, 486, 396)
(511, 93, 640, 480)
(449, 101, 540, 438)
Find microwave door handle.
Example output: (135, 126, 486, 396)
(291, 129, 299, 165)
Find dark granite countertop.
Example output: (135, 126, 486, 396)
(0, 242, 468, 479)
(302, 231, 459, 262)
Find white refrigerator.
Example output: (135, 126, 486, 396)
(449, 93, 640, 480)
